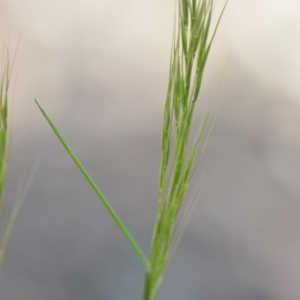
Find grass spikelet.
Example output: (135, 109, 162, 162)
(142, 1, 227, 299)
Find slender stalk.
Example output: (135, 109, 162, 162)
(142, 1, 227, 299)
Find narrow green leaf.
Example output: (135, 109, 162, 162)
(35, 99, 149, 268)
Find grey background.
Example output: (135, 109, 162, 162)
(1, 0, 300, 299)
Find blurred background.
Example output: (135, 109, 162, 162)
(1, 0, 300, 299)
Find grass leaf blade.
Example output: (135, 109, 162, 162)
(35, 99, 149, 268)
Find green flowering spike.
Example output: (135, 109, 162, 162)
(142, 1, 227, 299)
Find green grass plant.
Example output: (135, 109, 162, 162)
(143, 1, 227, 298)
(36, 0, 227, 298)
(0, 40, 14, 218)
(0, 39, 18, 268)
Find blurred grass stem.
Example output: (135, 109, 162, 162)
(0, 38, 19, 217)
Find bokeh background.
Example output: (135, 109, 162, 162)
(1, 0, 300, 299)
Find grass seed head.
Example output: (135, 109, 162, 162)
(143, 1, 227, 299)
